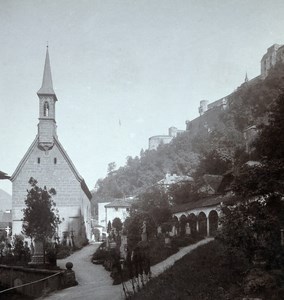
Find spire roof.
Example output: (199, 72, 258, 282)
(37, 47, 57, 99)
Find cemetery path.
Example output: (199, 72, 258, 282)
(42, 238, 214, 300)
(42, 242, 123, 300)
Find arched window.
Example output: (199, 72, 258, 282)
(43, 101, 49, 117)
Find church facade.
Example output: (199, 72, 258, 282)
(11, 48, 92, 246)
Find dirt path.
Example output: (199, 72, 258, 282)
(43, 238, 214, 300)
(42, 242, 123, 300)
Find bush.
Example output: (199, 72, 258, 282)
(148, 237, 179, 266)
(56, 245, 71, 259)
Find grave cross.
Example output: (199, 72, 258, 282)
(5, 226, 10, 236)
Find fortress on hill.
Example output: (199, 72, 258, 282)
(148, 43, 284, 150)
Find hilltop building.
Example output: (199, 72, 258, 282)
(10, 48, 92, 246)
(261, 43, 284, 79)
(148, 43, 284, 151)
(149, 126, 185, 150)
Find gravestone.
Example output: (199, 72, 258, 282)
(186, 223, 191, 235)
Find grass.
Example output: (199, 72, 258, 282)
(133, 240, 246, 300)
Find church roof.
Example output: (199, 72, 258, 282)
(37, 47, 57, 100)
(10, 136, 92, 200)
(105, 198, 136, 208)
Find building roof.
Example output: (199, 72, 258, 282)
(10, 135, 92, 200)
(157, 173, 194, 186)
(171, 193, 235, 214)
(0, 171, 10, 180)
(105, 198, 135, 208)
(37, 47, 57, 100)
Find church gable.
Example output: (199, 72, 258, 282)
(11, 135, 91, 204)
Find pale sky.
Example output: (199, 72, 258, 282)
(1, 0, 284, 194)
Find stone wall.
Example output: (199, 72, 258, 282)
(12, 138, 91, 245)
(0, 265, 64, 298)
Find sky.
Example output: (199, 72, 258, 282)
(1, 0, 284, 195)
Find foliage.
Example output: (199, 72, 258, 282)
(112, 217, 123, 232)
(195, 148, 233, 177)
(134, 186, 172, 225)
(168, 181, 200, 205)
(219, 90, 284, 270)
(93, 62, 284, 205)
(22, 177, 61, 241)
(107, 161, 117, 174)
(218, 199, 283, 267)
(94, 132, 200, 199)
(124, 211, 156, 251)
(107, 221, 112, 233)
(253, 90, 284, 160)
(132, 241, 247, 300)
(12, 234, 25, 260)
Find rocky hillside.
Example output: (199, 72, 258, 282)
(93, 61, 284, 202)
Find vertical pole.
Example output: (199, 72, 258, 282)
(281, 229, 284, 246)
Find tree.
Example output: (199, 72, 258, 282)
(168, 182, 200, 205)
(219, 92, 284, 269)
(136, 186, 172, 225)
(112, 217, 123, 233)
(107, 162, 117, 174)
(107, 221, 112, 234)
(124, 211, 156, 250)
(22, 177, 61, 242)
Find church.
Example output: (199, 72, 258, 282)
(10, 48, 92, 246)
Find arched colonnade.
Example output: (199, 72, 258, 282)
(173, 206, 220, 237)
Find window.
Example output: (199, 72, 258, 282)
(115, 207, 118, 211)
(37, 157, 40, 164)
(54, 158, 57, 164)
(43, 101, 49, 117)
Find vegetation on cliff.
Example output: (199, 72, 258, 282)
(93, 61, 284, 205)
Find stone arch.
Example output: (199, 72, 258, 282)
(197, 212, 207, 237)
(209, 210, 218, 236)
(179, 214, 187, 236)
(188, 213, 197, 233)
(173, 216, 179, 224)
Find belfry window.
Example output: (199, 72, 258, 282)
(54, 158, 57, 164)
(43, 101, 49, 117)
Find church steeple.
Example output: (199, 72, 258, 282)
(37, 46, 57, 100)
(37, 47, 58, 151)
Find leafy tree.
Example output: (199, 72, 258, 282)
(12, 234, 25, 261)
(168, 181, 201, 205)
(107, 162, 117, 174)
(107, 221, 112, 234)
(219, 91, 284, 269)
(135, 186, 172, 225)
(124, 211, 156, 250)
(22, 177, 61, 242)
(195, 148, 233, 177)
(253, 91, 284, 160)
(112, 217, 123, 232)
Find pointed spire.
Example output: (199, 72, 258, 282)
(244, 72, 249, 83)
(37, 46, 57, 99)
